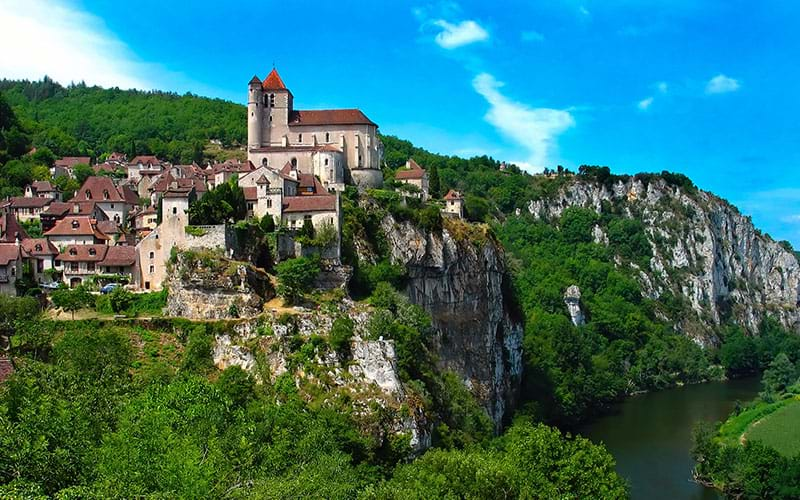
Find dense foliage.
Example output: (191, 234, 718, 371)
(1, 78, 246, 163)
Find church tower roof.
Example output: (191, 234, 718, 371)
(263, 69, 288, 91)
(249, 75, 262, 85)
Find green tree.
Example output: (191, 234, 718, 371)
(108, 286, 134, 315)
(275, 255, 321, 304)
(428, 163, 441, 198)
(72, 163, 93, 185)
(761, 353, 796, 397)
(50, 286, 93, 319)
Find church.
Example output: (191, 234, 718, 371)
(247, 69, 384, 191)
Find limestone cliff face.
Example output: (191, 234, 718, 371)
(211, 303, 431, 452)
(379, 216, 524, 430)
(528, 176, 800, 341)
(166, 251, 273, 319)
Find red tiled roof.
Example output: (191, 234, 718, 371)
(57, 244, 107, 262)
(31, 181, 56, 192)
(0, 243, 27, 265)
(96, 220, 122, 235)
(297, 174, 327, 194)
(262, 68, 288, 91)
(119, 185, 140, 204)
(42, 201, 100, 218)
(70, 177, 128, 203)
(101, 245, 136, 267)
(282, 195, 336, 213)
(8, 196, 52, 209)
(21, 238, 58, 256)
(93, 162, 119, 173)
(44, 216, 109, 240)
(249, 75, 262, 85)
(289, 109, 376, 127)
(395, 159, 426, 180)
(0, 212, 28, 242)
(443, 189, 463, 201)
(130, 155, 162, 166)
(243, 187, 257, 201)
(55, 156, 91, 168)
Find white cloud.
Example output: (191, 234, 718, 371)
(657, 81, 669, 93)
(637, 97, 654, 111)
(579, 5, 591, 17)
(0, 0, 154, 89)
(521, 30, 545, 42)
(472, 73, 574, 173)
(706, 74, 741, 94)
(433, 19, 489, 49)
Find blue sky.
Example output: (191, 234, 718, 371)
(2, 0, 800, 244)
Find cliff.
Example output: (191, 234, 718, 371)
(166, 249, 274, 319)
(375, 214, 524, 430)
(527, 175, 800, 342)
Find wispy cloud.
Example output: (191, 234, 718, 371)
(472, 73, 574, 172)
(706, 74, 741, 94)
(432, 19, 489, 49)
(0, 0, 152, 89)
(521, 30, 545, 42)
(637, 97, 654, 111)
(579, 5, 591, 17)
(657, 81, 669, 93)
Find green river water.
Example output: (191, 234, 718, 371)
(578, 377, 761, 499)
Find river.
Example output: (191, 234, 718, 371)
(578, 377, 761, 500)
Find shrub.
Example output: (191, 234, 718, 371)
(329, 316, 355, 357)
(275, 255, 321, 304)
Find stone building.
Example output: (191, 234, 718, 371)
(395, 159, 429, 200)
(247, 69, 383, 190)
(0, 243, 28, 295)
(69, 176, 139, 224)
(442, 189, 464, 218)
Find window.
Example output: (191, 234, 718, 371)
(291, 158, 297, 168)
(72, 220, 80, 229)
(85, 190, 92, 199)
(325, 132, 330, 142)
(88, 248, 96, 256)
(298, 133, 303, 142)
(269, 116, 272, 123)
(172, 207, 177, 215)
(110, 204, 115, 209)
(87, 262, 95, 272)
(149, 251, 154, 259)
(69, 248, 77, 256)
(247, 202, 254, 210)
(103, 190, 109, 200)
(324, 158, 329, 166)
(149, 265, 155, 273)
(145, 281, 151, 290)
(262, 158, 268, 166)
(70, 263, 78, 272)
(266, 199, 272, 208)
(269, 94, 275, 107)
(10, 266, 15, 276)
(34, 244, 42, 251)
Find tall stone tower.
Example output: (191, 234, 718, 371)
(248, 76, 263, 150)
(261, 68, 292, 146)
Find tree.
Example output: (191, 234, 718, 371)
(108, 287, 134, 315)
(50, 286, 92, 319)
(761, 352, 796, 397)
(275, 255, 321, 304)
(428, 163, 441, 198)
(72, 163, 93, 185)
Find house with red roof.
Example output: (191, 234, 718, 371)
(21, 238, 59, 284)
(52, 156, 91, 178)
(4, 196, 54, 222)
(395, 159, 429, 200)
(44, 216, 110, 247)
(0, 211, 28, 243)
(442, 190, 465, 219)
(25, 181, 61, 200)
(127, 155, 165, 181)
(69, 176, 139, 224)
(0, 242, 30, 294)
(247, 69, 383, 191)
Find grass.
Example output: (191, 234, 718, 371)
(745, 398, 800, 457)
(716, 398, 790, 446)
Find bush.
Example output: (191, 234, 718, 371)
(275, 255, 321, 304)
(109, 287, 134, 314)
(329, 316, 355, 357)
(181, 326, 214, 373)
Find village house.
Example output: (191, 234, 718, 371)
(3, 196, 53, 222)
(0, 211, 28, 243)
(54, 244, 137, 288)
(44, 216, 110, 247)
(127, 155, 165, 181)
(442, 189, 465, 218)
(395, 159, 429, 199)
(21, 238, 59, 285)
(40, 201, 108, 232)
(247, 69, 383, 190)
(52, 156, 91, 178)
(25, 181, 61, 200)
(0, 242, 28, 295)
(69, 176, 139, 224)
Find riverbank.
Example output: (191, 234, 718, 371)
(578, 377, 761, 500)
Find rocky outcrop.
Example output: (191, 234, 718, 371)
(564, 285, 585, 326)
(380, 216, 524, 431)
(528, 176, 800, 341)
(166, 251, 274, 319)
(211, 303, 431, 452)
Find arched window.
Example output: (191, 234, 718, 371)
(103, 189, 109, 200)
(261, 158, 268, 166)
(149, 251, 154, 259)
(324, 158, 329, 166)
(269, 94, 275, 107)
(34, 244, 42, 252)
(325, 132, 330, 142)
(291, 158, 297, 168)
(69, 248, 77, 256)
(85, 190, 92, 200)
(88, 248, 96, 256)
